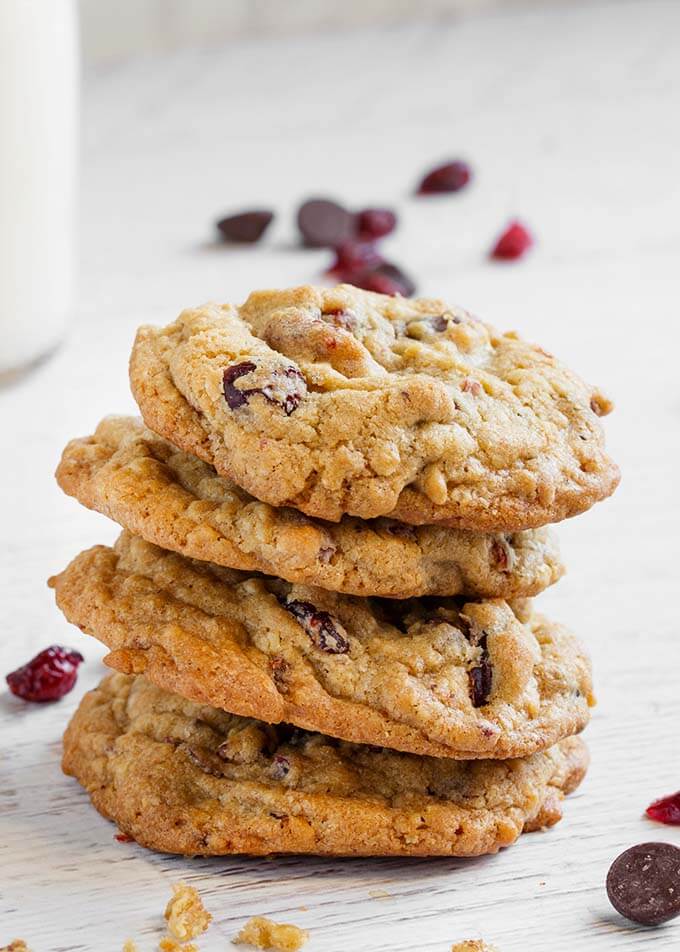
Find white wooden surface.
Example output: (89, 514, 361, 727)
(1, 1, 679, 948)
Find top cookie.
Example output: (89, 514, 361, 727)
(56, 416, 563, 599)
(129, 284, 619, 528)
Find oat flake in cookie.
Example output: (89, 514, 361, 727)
(49, 532, 593, 760)
(62, 673, 589, 858)
(129, 284, 619, 528)
(56, 416, 564, 599)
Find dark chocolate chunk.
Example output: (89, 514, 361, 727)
(297, 198, 356, 247)
(606, 842, 680, 926)
(216, 210, 274, 243)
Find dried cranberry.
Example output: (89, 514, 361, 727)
(490, 220, 533, 261)
(430, 315, 449, 332)
(297, 198, 357, 248)
(270, 656, 291, 694)
(460, 378, 481, 396)
(216, 210, 274, 243)
(466, 630, 492, 707)
(491, 537, 511, 571)
(468, 660, 493, 707)
(6, 645, 84, 702)
(223, 361, 257, 410)
(417, 160, 472, 194)
(326, 240, 383, 276)
(646, 791, 680, 826)
(262, 366, 306, 415)
(282, 598, 350, 654)
(269, 754, 291, 779)
(222, 362, 306, 415)
(115, 832, 134, 843)
(357, 208, 397, 240)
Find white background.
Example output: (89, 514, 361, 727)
(77, 0, 560, 65)
(1, 1, 679, 949)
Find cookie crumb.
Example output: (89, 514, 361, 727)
(164, 882, 212, 941)
(122, 942, 138, 952)
(368, 888, 391, 899)
(1, 942, 31, 952)
(451, 942, 499, 952)
(159, 938, 198, 952)
(234, 916, 309, 951)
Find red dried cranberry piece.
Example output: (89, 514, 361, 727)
(269, 754, 291, 779)
(490, 220, 534, 261)
(490, 537, 511, 571)
(216, 210, 274, 243)
(326, 240, 383, 276)
(417, 160, 471, 195)
(466, 631, 492, 707)
(223, 361, 257, 410)
(223, 362, 306, 416)
(263, 366, 306, 416)
(115, 832, 135, 843)
(357, 208, 397, 240)
(6, 645, 84, 702)
(321, 308, 357, 332)
(297, 198, 357, 248)
(468, 659, 493, 707)
(646, 791, 680, 825)
(282, 598, 350, 654)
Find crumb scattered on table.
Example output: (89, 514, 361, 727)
(451, 942, 499, 952)
(122, 941, 138, 952)
(234, 916, 309, 951)
(159, 937, 198, 952)
(164, 882, 212, 941)
(368, 888, 392, 899)
(0, 942, 31, 952)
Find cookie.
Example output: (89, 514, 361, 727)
(62, 673, 589, 857)
(56, 416, 563, 599)
(49, 532, 593, 759)
(129, 285, 619, 528)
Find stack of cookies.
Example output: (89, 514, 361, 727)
(51, 284, 619, 858)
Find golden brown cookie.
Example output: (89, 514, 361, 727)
(50, 532, 593, 760)
(62, 673, 589, 857)
(56, 416, 563, 599)
(129, 285, 619, 528)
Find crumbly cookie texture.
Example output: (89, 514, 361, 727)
(451, 942, 499, 952)
(164, 882, 211, 941)
(129, 285, 619, 528)
(56, 416, 563, 599)
(234, 917, 309, 951)
(50, 533, 593, 761)
(0, 943, 31, 952)
(62, 673, 588, 857)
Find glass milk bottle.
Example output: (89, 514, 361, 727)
(0, 0, 78, 382)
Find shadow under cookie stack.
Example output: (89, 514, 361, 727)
(52, 284, 619, 858)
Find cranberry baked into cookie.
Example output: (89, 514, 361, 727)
(129, 285, 619, 529)
(50, 532, 593, 761)
(56, 416, 563, 599)
(62, 673, 589, 857)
